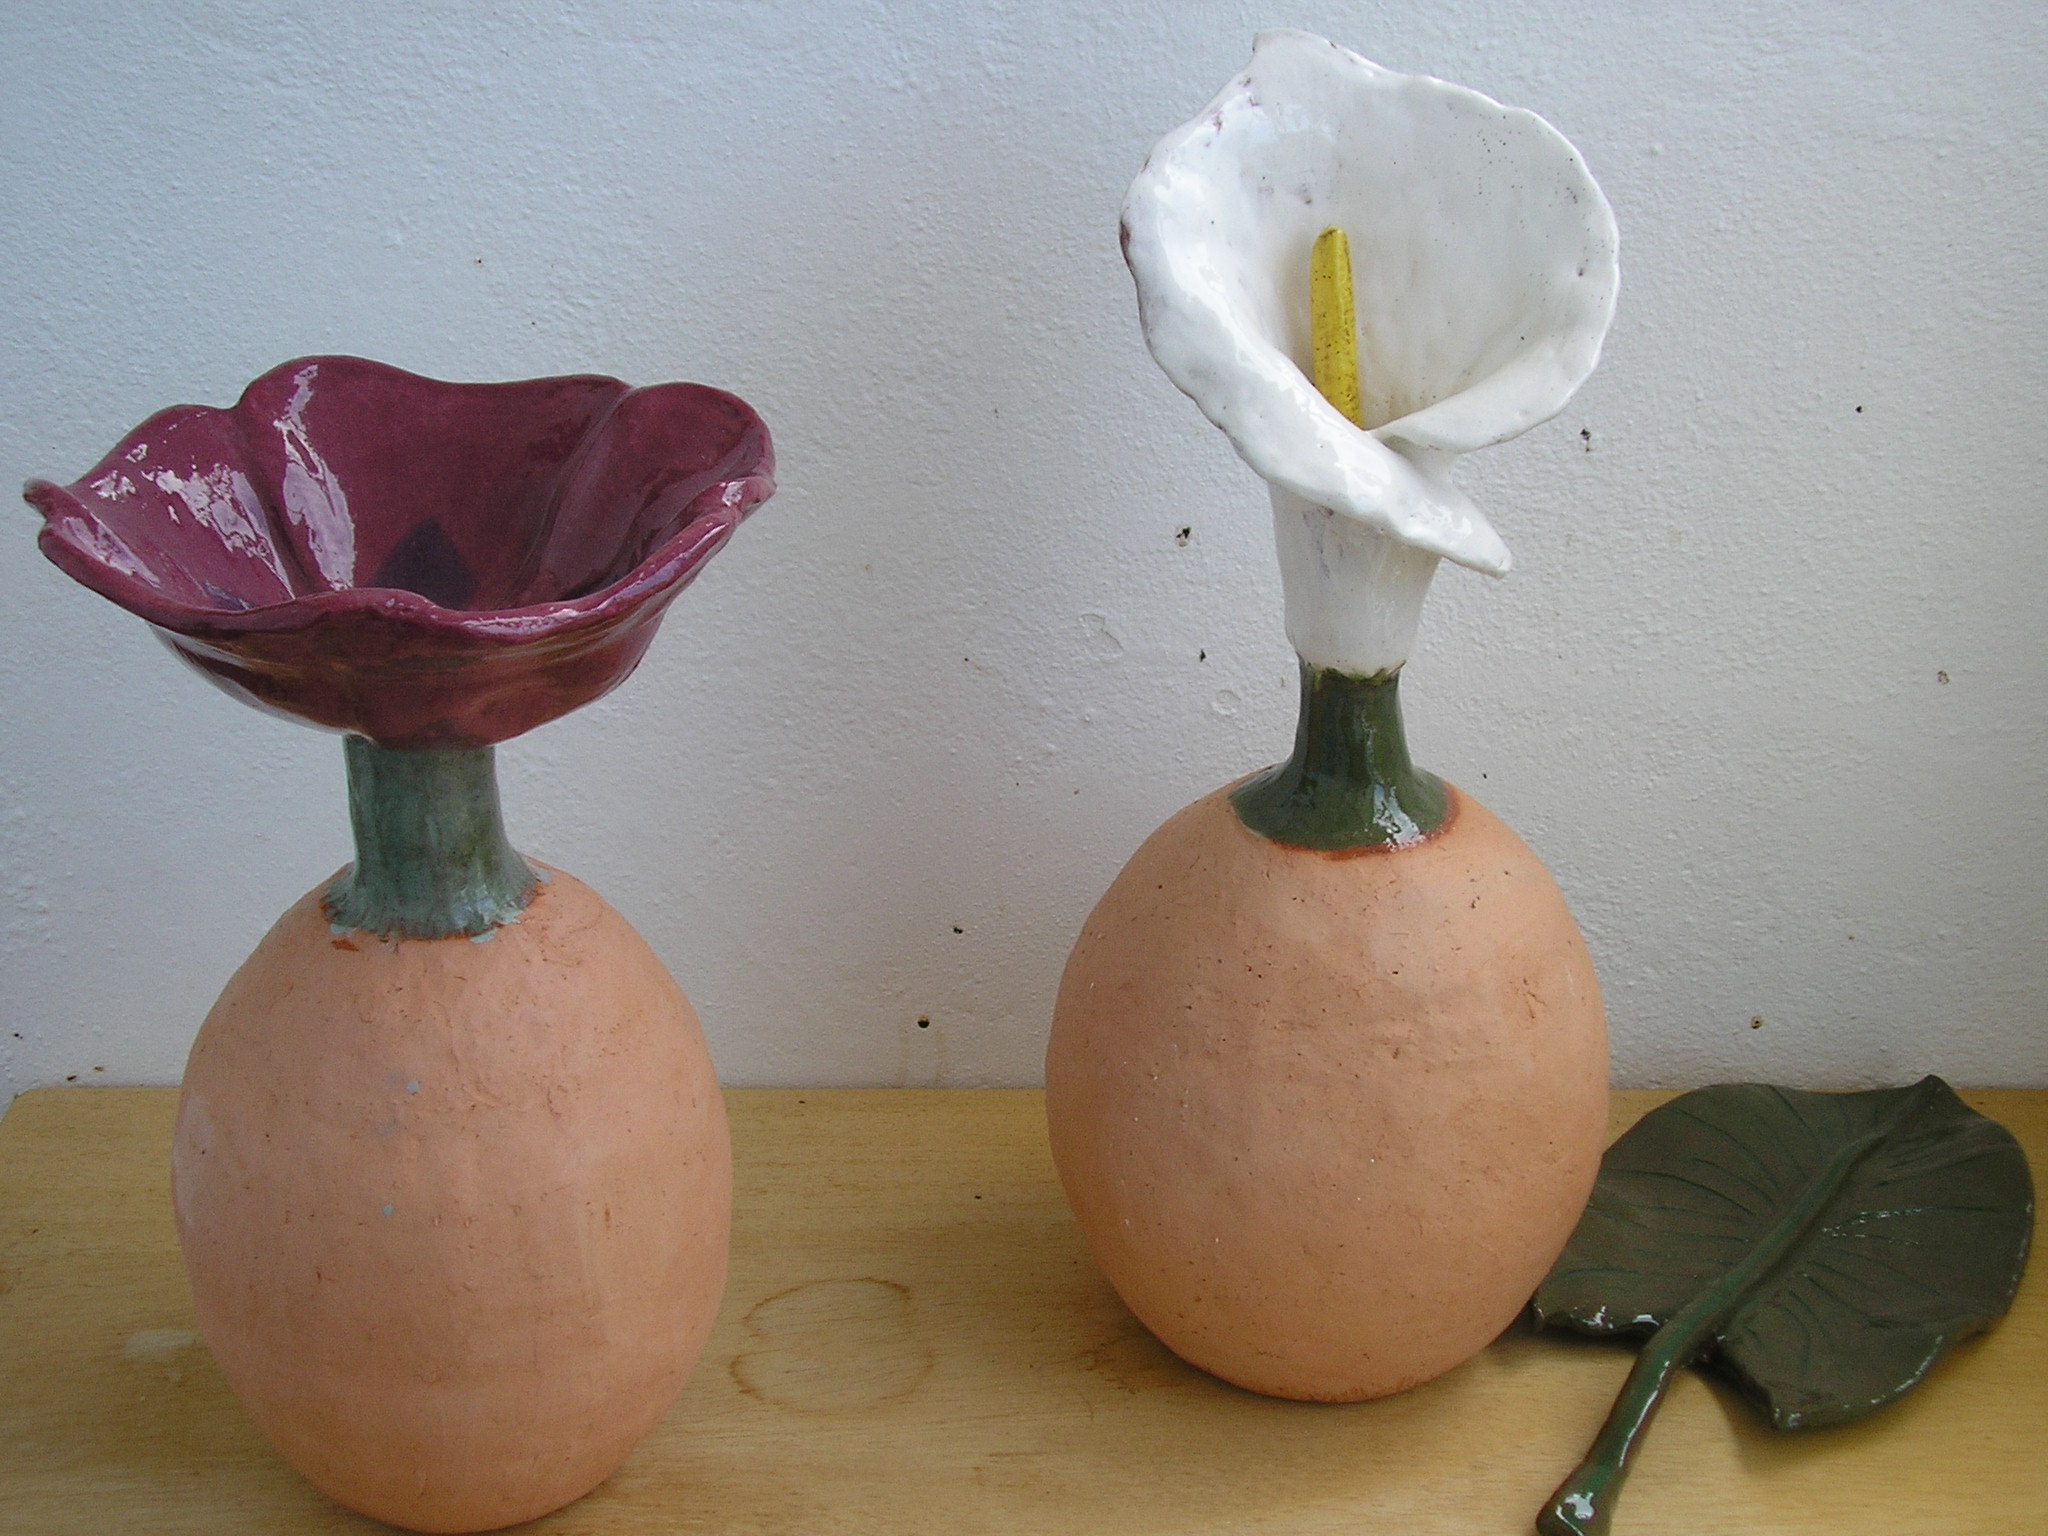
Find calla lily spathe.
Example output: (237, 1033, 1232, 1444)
(1122, 30, 1618, 672)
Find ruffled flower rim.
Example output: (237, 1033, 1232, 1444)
(28, 356, 773, 646)
(26, 355, 775, 747)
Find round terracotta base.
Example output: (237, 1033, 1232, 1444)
(172, 867, 731, 1532)
(1046, 785, 1608, 1402)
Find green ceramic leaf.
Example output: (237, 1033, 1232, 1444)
(1529, 1077, 2032, 1536)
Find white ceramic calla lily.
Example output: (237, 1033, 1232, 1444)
(1048, 36, 1618, 1414)
(1122, 29, 1618, 675)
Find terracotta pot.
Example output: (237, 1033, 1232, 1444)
(174, 868, 730, 1530)
(1047, 762, 1608, 1402)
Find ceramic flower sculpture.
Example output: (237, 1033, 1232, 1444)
(28, 356, 773, 1532)
(1047, 32, 1621, 1401)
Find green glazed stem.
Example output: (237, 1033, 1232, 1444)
(1230, 661, 1448, 851)
(323, 736, 537, 940)
(1537, 1080, 1942, 1536)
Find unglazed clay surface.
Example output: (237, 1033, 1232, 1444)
(171, 867, 731, 1532)
(1046, 785, 1608, 1401)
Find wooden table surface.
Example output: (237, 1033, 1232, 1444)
(0, 1086, 2041, 1534)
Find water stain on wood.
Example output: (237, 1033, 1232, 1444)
(729, 1278, 933, 1411)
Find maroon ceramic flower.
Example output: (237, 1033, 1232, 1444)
(28, 356, 774, 748)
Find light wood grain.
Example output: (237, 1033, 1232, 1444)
(0, 1087, 2041, 1534)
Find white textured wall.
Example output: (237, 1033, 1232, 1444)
(3, 1, 2042, 1097)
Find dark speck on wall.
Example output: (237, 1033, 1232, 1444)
(917, 1017, 931, 1030)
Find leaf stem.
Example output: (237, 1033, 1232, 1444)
(1537, 1080, 1941, 1535)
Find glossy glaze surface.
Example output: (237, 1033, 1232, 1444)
(324, 738, 536, 939)
(1231, 661, 1448, 849)
(1532, 1078, 2033, 1536)
(1121, 29, 1618, 581)
(28, 356, 774, 747)
(1122, 31, 1619, 679)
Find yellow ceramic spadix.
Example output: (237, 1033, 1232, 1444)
(1309, 226, 1365, 429)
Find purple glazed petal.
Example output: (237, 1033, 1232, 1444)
(28, 356, 774, 747)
